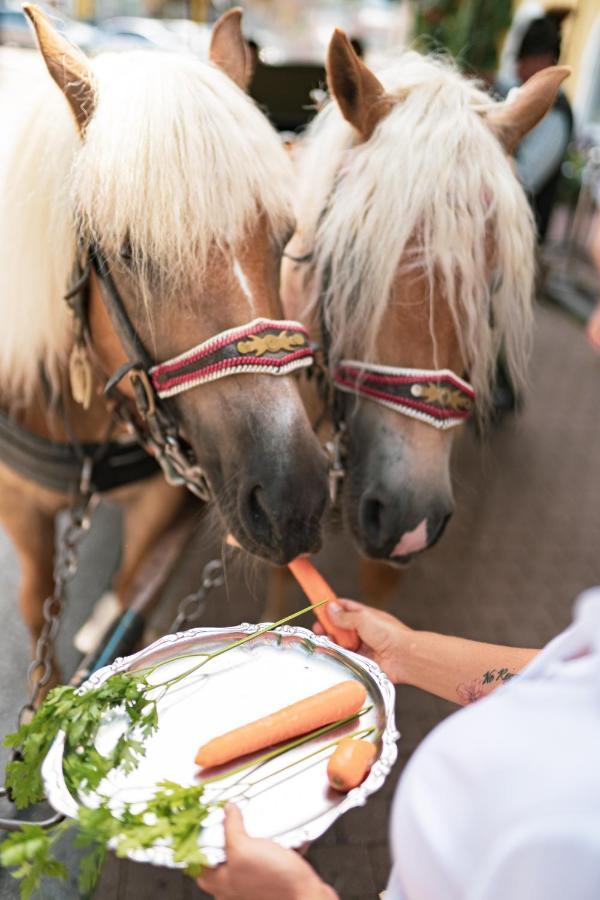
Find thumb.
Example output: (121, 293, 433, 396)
(223, 803, 246, 850)
(329, 600, 363, 629)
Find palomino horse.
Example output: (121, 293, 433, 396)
(281, 32, 568, 602)
(0, 7, 328, 678)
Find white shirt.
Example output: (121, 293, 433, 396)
(386, 588, 600, 900)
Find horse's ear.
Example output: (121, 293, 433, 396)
(209, 7, 253, 91)
(487, 65, 571, 153)
(326, 29, 390, 140)
(23, 3, 95, 133)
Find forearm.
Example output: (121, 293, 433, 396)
(399, 631, 538, 705)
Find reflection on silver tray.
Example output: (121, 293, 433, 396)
(42, 623, 400, 868)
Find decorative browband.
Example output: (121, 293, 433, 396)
(150, 318, 313, 399)
(334, 361, 475, 430)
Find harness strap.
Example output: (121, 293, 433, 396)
(334, 361, 475, 430)
(0, 410, 158, 494)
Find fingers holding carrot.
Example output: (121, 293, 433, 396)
(287, 557, 360, 651)
(314, 600, 412, 686)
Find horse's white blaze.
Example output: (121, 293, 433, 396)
(233, 258, 255, 311)
(0, 48, 293, 402)
(295, 51, 535, 409)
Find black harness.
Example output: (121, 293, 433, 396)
(0, 411, 158, 495)
(0, 244, 313, 499)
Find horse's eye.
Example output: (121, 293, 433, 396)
(280, 220, 297, 250)
(120, 238, 134, 265)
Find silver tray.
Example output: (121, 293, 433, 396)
(42, 623, 399, 868)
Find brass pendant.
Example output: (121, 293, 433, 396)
(69, 344, 93, 410)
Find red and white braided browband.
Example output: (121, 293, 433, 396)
(150, 318, 313, 399)
(334, 361, 475, 430)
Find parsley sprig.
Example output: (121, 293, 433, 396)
(1, 600, 336, 898)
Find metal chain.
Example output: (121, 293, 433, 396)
(0, 463, 97, 824)
(16, 473, 98, 731)
(169, 556, 229, 633)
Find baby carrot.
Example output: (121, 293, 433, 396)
(327, 737, 377, 792)
(288, 556, 360, 651)
(195, 680, 367, 769)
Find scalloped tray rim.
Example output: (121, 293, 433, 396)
(42, 622, 400, 867)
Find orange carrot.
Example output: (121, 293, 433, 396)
(327, 738, 377, 792)
(195, 680, 367, 769)
(288, 556, 360, 651)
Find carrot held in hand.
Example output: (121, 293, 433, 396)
(288, 556, 360, 651)
(327, 738, 377, 792)
(195, 680, 367, 769)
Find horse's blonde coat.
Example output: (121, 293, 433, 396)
(296, 52, 535, 408)
(0, 49, 293, 401)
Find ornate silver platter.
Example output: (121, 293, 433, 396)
(42, 623, 399, 868)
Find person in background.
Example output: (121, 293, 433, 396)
(500, 13, 573, 242)
(492, 12, 573, 416)
(198, 590, 600, 899)
(586, 198, 600, 352)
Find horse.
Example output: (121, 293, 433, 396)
(279, 31, 568, 604)
(0, 6, 329, 682)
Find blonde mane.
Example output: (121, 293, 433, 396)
(295, 51, 535, 409)
(0, 49, 292, 401)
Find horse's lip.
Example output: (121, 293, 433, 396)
(389, 550, 418, 565)
(230, 525, 322, 566)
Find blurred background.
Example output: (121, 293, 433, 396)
(1, 1, 599, 897)
(1, 0, 598, 307)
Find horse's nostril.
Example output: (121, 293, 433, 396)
(248, 485, 271, 528)
(360, 495, 385, 545)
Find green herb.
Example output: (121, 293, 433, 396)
(1, 599, 341, 898)
(0, 823, 69, 900)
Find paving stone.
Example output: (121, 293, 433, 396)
(307, 844, 377, 898)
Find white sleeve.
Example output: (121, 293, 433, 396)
(515, 108, 570, 195)
(467, 816, 600, 900)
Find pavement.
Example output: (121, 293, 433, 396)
(1, 302, 599, 899)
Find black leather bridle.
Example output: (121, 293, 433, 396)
(67, 245, 314, 501)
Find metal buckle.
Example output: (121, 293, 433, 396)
(325, 422, 346, 505)
(128, 369, 156, 419)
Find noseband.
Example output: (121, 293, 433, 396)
(286, 252, 477, 500)
(334, 361, 475, 430)
(66, 246, 313, 500)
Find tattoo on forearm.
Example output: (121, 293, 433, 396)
(456, 667, 516, 705)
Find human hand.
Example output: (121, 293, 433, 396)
(314, 599, 412, 685)
(197, 804, 338, 900)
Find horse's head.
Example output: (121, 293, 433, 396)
(25, 5, 329, 563)
(291, 32, 569, 563)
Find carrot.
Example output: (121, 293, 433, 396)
(327, 738, 377, 792)
(288, 556, 360, 651)
(195, 680, 367, 769)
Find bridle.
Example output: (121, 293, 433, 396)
(334, 362, 475, 430)
(283, 249, 476, 502)
(65, 245, 314, 501)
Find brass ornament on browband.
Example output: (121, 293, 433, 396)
(334, 361, 475, 430)
(237, 330, 306, 357)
